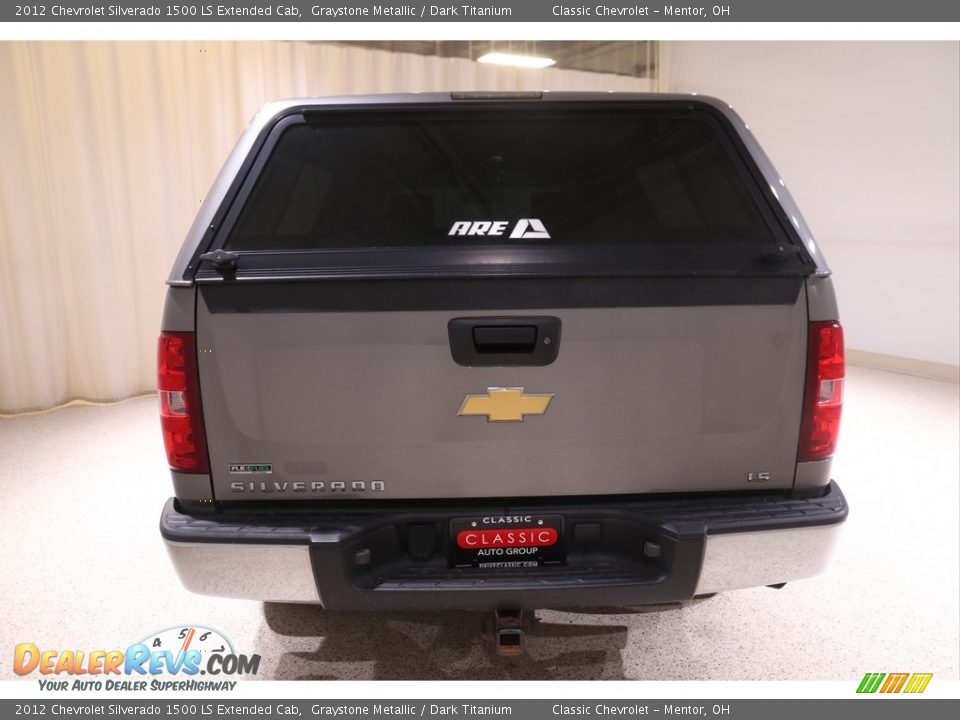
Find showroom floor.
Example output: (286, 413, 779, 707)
(1, 366, 957, 681)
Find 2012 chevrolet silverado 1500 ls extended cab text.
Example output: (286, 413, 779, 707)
(158, 93, 847, 629)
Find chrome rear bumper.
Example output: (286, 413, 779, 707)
(695, 523, 843, 595)
(161, 482, 847, 608)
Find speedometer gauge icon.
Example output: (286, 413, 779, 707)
(140, 625, 234, 658)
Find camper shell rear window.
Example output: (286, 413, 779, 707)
(211, 103, 812, 278)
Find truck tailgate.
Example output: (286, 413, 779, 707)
(196, 282, 807, 500)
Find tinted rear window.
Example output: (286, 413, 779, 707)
(225, 109, 781, 252)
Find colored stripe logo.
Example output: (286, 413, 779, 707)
(903, 673, 934, 693)
(857, 672, 932, 694)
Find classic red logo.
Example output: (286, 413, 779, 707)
(457, 528, 558, 549)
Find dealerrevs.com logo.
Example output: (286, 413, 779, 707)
(14, 626, 260, 691)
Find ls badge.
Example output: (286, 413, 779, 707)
(458, 387, 554, 423)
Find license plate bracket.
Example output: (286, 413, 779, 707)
(448, 514, 565, 568)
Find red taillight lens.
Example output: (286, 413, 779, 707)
(798, 321, 844, 462)
(157, 332, 209, 473)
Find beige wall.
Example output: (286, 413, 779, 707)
(661, 41, 960, 367)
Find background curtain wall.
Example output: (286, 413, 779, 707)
(0, 41, 653, 413)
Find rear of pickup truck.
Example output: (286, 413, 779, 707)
(158, 93, 847, 610)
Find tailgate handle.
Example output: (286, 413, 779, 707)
(448, 317, 561, 367)
(472, 325, 537, 353)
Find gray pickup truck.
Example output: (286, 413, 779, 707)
(158, 92, 847, 645)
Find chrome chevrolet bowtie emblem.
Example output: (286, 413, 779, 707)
(458, 387, 554, 423)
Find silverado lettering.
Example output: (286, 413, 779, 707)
(229, 481, 386, 493)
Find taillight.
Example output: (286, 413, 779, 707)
(157, 331, 209, 473)
(798, 321, 844, 462)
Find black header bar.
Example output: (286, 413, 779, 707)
(6, 1, 960, 23)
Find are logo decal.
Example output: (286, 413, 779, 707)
(448, 218, 551, 239)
